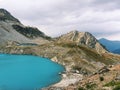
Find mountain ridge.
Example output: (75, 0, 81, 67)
(0, 8, 107, 54)
(99, 38, 120, 54)
(57, 30, 107, 53)
(0, 8, 50, 45)
(0, 8, 20, 22)
(113, 48, 120, 54)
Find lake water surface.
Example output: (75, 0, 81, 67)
(0, 54, 64, 90)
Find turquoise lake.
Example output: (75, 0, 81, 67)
(0, 54, 64, 90)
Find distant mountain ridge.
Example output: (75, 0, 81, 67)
(113, 48, 120, 54)
(99, 38, 120, 54)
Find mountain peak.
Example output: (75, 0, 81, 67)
(68, 31, 93, 38)
(0, 8, 50, 44)
(58, 31, 107, 53)
(0, 8, 19, 22)
(84, 31, 93, 35)
(99, 38, 110, 41)
(69, 30, 91, 34)
(69, 30, 79, 33)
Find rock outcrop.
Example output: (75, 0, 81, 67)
(57, 31, 107, 53)
(0, 9, 19, 22)
(0, 9, 50, 45)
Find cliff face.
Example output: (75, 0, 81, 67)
(0, 9, 50, 44)
(57, 31, 107, 53)
(0, 9, 19, 22)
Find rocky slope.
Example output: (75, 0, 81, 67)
(0, 32, 120, 74)
(0, 9, 50, 45)
(58, 31, 107, 53)
(73, 64, 120, 90)
(43, 64, 120, 90)
(0, 9, 19, 22)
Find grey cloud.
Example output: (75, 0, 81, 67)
(0, 0, 120, 40)
(93, 0, 120, 4)
(92, 0, 120, 11)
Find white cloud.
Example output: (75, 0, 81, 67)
(98, 33, 120, 41)
(0, 0, 120, 40)
(106, 33, 120, 40)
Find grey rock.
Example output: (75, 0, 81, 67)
(57, 30, 107, 53)
(0, 8, 50, 45)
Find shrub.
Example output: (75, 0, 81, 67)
(86, 83, 97, 89)
(78, 87, 85, 90)
(113, 85, 120, 90)
(104, 81, 115, 86)
(99, 76, 104, 81)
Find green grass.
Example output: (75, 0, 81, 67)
(78, 87, 85, 90)
(107, 82, 120, 90)
(86, 83, 97, 90)
(104, 80, 120, 87)
(113, 85, 120, 90)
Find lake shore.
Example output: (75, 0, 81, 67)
(42, 72, 83, 90)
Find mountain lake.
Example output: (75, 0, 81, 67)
(0, 54, 64, 90)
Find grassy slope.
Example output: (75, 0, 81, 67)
(0, 42, 120, 74)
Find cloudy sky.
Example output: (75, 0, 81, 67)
(0, 0, 120, 40)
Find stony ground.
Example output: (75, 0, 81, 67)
(53, 73, 83, 87)
(74, 64, 120, 90)
(43, 64, 120, 90)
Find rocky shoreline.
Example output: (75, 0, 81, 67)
(42, 72, 83, 90)
(43, 64, 120, 90)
